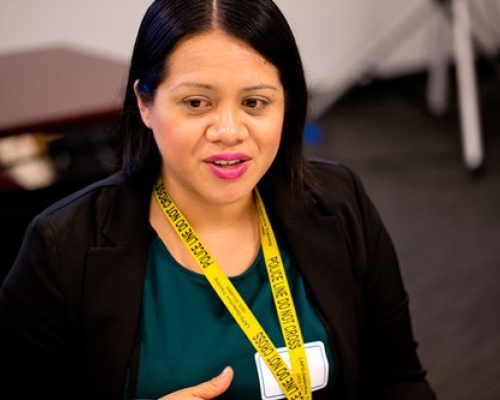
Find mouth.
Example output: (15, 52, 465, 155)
(205, 154, 250, 179)
(205, 153, 250, 166)
(212, 159, 245, 167)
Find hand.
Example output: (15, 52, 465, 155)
(158, 366, 234, 400)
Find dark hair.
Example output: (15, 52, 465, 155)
(116, 0, 318, 199)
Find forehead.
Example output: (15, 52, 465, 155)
(163, 30, 281, 87)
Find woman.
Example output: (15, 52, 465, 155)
(0, 0, 436, 399)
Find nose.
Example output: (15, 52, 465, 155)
(206, 106, 248, 143)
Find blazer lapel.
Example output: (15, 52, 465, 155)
(282, 215, 357, 334)
(82, 180, 151, 397)
(277, 208, 360, 396)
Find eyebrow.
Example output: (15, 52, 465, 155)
(242, 84, 280, 92)
(173, 82, 214, 91)
(173, 82, 280, 92)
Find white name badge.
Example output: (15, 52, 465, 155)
(254, 341, 329, 400)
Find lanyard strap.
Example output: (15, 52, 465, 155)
(153, 179, 311, 400)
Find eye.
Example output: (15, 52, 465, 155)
(183, 98, 211, 112)
(242, 98, 269, 110)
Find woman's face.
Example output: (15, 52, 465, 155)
(136, 30, 285, 208)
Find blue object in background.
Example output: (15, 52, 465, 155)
(303, 122, 323, 145)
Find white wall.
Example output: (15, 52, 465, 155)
(275, 0, 443, 114)
(1, 0, 498, 116)
(0, 0, 437, 70)
(0, 0, 152, 61)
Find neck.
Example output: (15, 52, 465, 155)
(165, 189, 257, 233)
(150, 186, 260, 276)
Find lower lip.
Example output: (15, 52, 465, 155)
(208, 162, 249, 180)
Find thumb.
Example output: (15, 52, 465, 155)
(190, 366, 234, 399)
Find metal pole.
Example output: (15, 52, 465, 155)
(452, 0, 483, 170)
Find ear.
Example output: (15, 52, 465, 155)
(133, 79, 152, 128)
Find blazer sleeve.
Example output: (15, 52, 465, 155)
(345, 165, 436, 399)
(0, 214, 76, 398)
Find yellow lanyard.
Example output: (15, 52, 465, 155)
(153, 179, 311, 400)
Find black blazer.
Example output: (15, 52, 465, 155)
(0, 160, 435, 399)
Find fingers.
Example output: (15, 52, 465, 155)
(159, 366, 234, 400)
(202, 366, 234, 396)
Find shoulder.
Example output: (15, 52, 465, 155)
(309, 158, 361, 185)
(39, 173, 124, 221)
(267, 157, 379, 234)
(307, 158, 373, 214)
(31, 172, 150, 244)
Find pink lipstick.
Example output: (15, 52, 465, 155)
(205, 153, 250, 180)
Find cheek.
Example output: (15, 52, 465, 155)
(151, 120, 182, 157)
(151, 119, 201, 168)
(262, 119, 284, 157)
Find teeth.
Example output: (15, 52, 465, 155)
(214, 160, 241, 166)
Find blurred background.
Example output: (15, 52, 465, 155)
(1, 1, 499, 399)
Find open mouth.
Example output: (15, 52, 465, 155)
(212, 159, 244, 167)
(207, 156, 249, 179)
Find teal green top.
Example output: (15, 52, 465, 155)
(135, 234, 335, 399)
